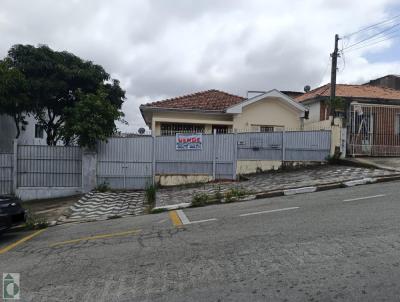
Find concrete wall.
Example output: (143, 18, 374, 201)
(233, 98, 302, 131)
(304, 101, 321, 123)
(237, 160, 282, 174)
(0, 115, 16, 151)
(16, 187, 82, 201)
(155, 174, 213, 187)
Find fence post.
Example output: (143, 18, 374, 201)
(152, 135, 156, 185)
(12, 139, 18, 194)
(282, 130, 286, 162)
(212, 129, 216, 180)
(232, 130, 237, 180)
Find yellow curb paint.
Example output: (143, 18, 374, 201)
(49, 229, 141, 247)
(169, 210, 183, 227)
(0, 228, 46, 255)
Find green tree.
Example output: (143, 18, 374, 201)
(62, 90, 124, 149)
(4, 44, 125, 145)
(0, 59, 32, 138)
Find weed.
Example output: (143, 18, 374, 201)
(191, 193, 210, 207)
(213, 186, 223, 202)
(96, 181, 110, 192)
(151, 208, 168, 214)
(24, 212, 49, 230)
(145, 183, 157, 210)
(224, 187, 248, 203)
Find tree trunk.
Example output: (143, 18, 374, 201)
(13, 116, 20, 139)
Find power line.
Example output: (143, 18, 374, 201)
(344, 33, 400, 53)
(343, 13, 400, 38)
(343, 21, 400, 50)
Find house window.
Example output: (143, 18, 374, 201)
(160, 123, 205, 136)
(35, 124, 44, 138)
(260, 126, 275, 133)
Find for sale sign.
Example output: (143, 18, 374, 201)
(176, 133, 202, 150)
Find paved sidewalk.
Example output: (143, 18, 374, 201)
(156, 165, 399, 207)
(58, 191, 146, 224)
(60, 165, 399, 223)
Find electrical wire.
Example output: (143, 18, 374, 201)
(344, 33, 400, 53)
(343, 13, 400, 38)
(343, 21, 400, 50)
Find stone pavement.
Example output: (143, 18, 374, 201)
(58, 191, 146, 224)
(60, 165, 399, 223)
(156, 165, 399, 207)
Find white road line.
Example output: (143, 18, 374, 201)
(176, 210, 191, 225)
(189, 218, 218, 224)
(239, 207, 299, 217)
(343, 194, 385, 202)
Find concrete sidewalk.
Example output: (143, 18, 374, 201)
(60, 164, 400, 223)
(348, 157, 400, 172)
(156, 165, 399, 208)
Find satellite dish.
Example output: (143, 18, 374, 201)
(304, 85, 311, 93)
(138, 127, 146, 135)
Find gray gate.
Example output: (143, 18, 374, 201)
(97, 137, 153, 189)
(0, 153, 13, 195)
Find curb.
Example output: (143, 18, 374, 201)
(155, 173, 400, 211)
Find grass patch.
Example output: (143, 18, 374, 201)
(191, 193, 210, 207)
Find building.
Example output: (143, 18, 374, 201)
(365, 74, 400, 91)
(0, 114, 46, 151)
(140, 89, 307, 136)
(296, 83, 400, 156)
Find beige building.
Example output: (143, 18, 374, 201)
(140, 89, 307, 135)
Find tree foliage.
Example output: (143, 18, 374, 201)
(1, 44, 126, 146)
(0, 59, 32, 138)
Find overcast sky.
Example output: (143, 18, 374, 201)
(1, 0, 400, 131)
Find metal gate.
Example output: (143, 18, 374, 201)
(0, 153, 13, 195)
(97, 137, 153, 189)
(348, 103, 400, 156)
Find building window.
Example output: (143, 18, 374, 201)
(160, 123, 205, 136)
(35, 124, 44, 138)
(260, 126, 275, 133)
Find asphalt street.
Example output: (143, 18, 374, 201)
(1, 181, 400, 301)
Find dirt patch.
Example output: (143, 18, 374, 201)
(22, 195, 82, 222)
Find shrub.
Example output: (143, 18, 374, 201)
(224, 187, 248, 203)
(96, 181, 110, 192)
(25, 212, 49, 230)
(191, 193, 210, 207)
(213, 186, 223, 203)
(145, 183, 157, 210)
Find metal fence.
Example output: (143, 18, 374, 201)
(17, 145, 82, 187)
(97, 137, 153, 189)
(0, 153, 13, 195)
(97, 130, 331, 189)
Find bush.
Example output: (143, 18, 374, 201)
(96, 181, 110, 192)
(145, 183, 157, 210)
(25, 212, 48, 230)
(191, 193, 210, 207)
(224, 187, 248, 203)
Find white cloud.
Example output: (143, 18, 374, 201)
(0, 0, 399, 132)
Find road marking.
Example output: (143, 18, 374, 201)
(343, 194, 385, 202)
(0, 229, 46, 255)
(176, 210, 190, 225)
(239, 207, 299, 217)
(169, 210, 183, 227)
(189, 218, 217, 224)
(49, 229, 141, 247)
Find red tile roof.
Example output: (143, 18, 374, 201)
(296, 84, 400, 103)
(141, 89, 245, 111)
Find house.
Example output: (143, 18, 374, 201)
(140, 89, 307, 136)
(0, 114, 46, 152)
(296, 83, 400, 156)
(365, 74, 400, 91)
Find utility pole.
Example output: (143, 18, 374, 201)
(330, 34, 340, 121)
